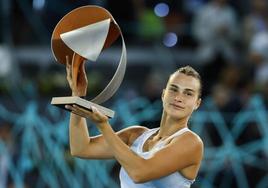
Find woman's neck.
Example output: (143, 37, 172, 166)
(158, 112, 189, 138)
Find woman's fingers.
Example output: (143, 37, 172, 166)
(65, 105, 108, 123)
(66, 104, 94, 117)
(72, 110, 88, 118)
(80, 60, 86, 75)
(65, 55, 69, 65)
(77, 60, 88, 85)
(66, 105, 91, 118)
(66, 56, 72, 81)
(66, 56, 72, 71)
(91, 106, 109, 121)
(91, 106, 104, 117)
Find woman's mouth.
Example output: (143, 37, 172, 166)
(170, 103, 185, 110)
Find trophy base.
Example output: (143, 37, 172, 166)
(51, 96, 115, 118)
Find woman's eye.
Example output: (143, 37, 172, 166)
(185, 92, 193, 96)
(169, 88, 177, 92)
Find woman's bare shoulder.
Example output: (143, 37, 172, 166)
(123, 125, 149, 146)
(172, 129, 204, 157)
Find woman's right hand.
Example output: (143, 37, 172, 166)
(66, 54, 88, 97)
(66, 104, 109, 127)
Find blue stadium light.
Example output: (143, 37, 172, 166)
(32, 0, 45, 11)
(163, 32, 178, 47)
(154, 3, 169, 17)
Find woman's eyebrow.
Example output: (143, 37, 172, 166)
(169, 84, 195, 92)
(185, 88, 195, 93)
(169, 84, 179, 89)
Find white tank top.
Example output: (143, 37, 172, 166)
(119, 127, 195, 188)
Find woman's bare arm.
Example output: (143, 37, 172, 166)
(69, 111, 147, 159)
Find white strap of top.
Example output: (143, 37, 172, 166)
(163, 127, 190, 144)
(142, 127, 190, 154)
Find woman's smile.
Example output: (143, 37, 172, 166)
(170, 103, 185, 110)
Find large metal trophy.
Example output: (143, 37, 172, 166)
(50, 6, 127, 118)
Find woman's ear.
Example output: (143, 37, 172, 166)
(194, 98, 202, 110)
(162, 89, 166, 100)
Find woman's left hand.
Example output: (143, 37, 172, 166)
(66, 105, 109, 127)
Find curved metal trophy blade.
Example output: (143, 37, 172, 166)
(90, 30, 126, 104)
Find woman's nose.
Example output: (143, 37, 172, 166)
(174, 93, 183, 102)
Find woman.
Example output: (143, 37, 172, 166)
(65, 56, 203, 188)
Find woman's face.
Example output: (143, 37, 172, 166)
(162, 73, 201, 120)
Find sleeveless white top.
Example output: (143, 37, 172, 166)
(119, 127, 195, 188)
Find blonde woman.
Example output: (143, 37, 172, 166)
(66, 58, 203, 188)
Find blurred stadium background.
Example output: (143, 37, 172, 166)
(0, 0, 268, 187)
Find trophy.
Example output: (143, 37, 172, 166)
(50, 6, 127, 118)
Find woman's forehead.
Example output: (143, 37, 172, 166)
(168, 73, 200, 90)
